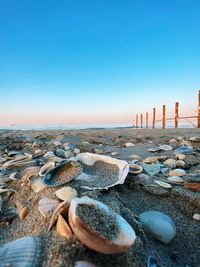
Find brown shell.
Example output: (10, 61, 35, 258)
(16, 201, 29, 220)
(56, 214, 73, 239)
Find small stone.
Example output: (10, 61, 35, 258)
(125, 142, 135, 147)
(38, 198, 60, 218)
(55, 186, 77, 202)
(169, 169, 186, 177)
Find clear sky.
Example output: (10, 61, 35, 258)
(0, 0, 200, 126)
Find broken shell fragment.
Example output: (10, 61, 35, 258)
(139, 211, 176, 244)
(39, 162, 55, 177)
(167, 176, 184, 184)
(48, 200, 69, 231)
(55, 186, 77, 202)
(31, 178, 46, 193)
(56, 214, 73, 239)
(38, 198, 60, 218)
(169, 169, 186, 177)
(154, 180, 172, 189)
(129, 164, 143, 174)
(15, 201, 29, 220)
(44, 160, 82, 187)
(68, 196, 136, 254)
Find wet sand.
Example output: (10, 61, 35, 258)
(0, 128, 200, 267)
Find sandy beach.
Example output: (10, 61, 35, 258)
(0, 128, 200, 267)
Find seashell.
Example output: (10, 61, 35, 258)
(136, 173, 151, 184)
(7, 151, 21, 157)
(147, 256, 161, 267)
(143, 163, 160, 177)
(167, 176, 184, 184)
(129, 154, 141, 161)
(39, 162, 55, 176)
(169, 139, 177, 143)
(74, 148, 80, 155)
(68, 196, 136, 254)
(2, 154, 33, 169)
(55, 186, 77, 202)
(143, 157, 158, 164)
(0, 236, 42, 267)
(43, 151, 55, 159)
(21, 166, 40, 181)
(54, 141, 62, 146)
(193, 214, 200, 220)
(175, 153, 185, 160)
(189, 136, 200, 142)
(176, 160, 185, 168)
(163, 159, 176, 169)
(63, 143, 76, 151)
(157, 155, 167, 162)
(44, 160, 82, 187)
(159, 144, 173, 151)
(94, 148, 103, 154)
(169, 169, 186, 177)
(139, 211, 176, 244)
(174, 146, 195, 155)
(129, 164, 143, 174)
(75, 261, 98, 267)
(148, 146, 161, 152)
(125, 142, 135, 147)
(154, 180, 172, 189)
(64, 150, 74, 158)
(31, 178, 46, 193)
(75, 153, 129, 190)
(48, 200, 69, 231)
(56, 214, 73, 239)
(38, 198, 60, 218)
(55, 148, 67, 158)
(0, 157, 6, 164)
(15, 201, 29, 220)
(47, 156, 64, 164)
(160, 167, 170, 177)
(177, 136, 184, 141)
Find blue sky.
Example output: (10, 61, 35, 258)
(0, 0, 199, 126)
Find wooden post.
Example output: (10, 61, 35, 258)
(175, 102, 179, 128)
(152, 108, 156, 129)
(140, 113, 143, 128)
(136, 114, 138, 128)
(146, 112, 149, 128)
(162, 105, 166, 129)
(198, 90, 200, 128)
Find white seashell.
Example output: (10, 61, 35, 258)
(163, 159, 176, 169)
(167, 176, 184, 184)
(176, 160, 185, 168)
(39, 162, 55, 176)
(54, 141, 62, 146)
(177, 136, 184, 141)
(129, 164, 143, 174)
(3, 154, 33, 169)
(34, 149, 42, 155)
(159, 144, 173, 151)
(154, 180, 172, 189)
(69, 196, 136, 254)
(75, 261, 98, 267)
(175, 153, 185, 160)
(55, 186, 77, 202)
(190, 136, 200, 142)
(143, 157, 158, 164)
(157, 155, 167, 162)
(111, 152, 119, 156)
(31, 178, 46, 193)
(193, 214, 200, 220)
(125, 142, 135, 147)
(169, 169, 186, 177)
(74, 148, 80, 155)
(38, 198, 60, 218)
(148, 146, 161, 152)
(43, 151, 55, 159)
(75, 153, 129, 190)
(47, 156, 64, 164)
(169, 139, 177, 143)
(0, 236, 42, 267)
(139, 211, 176, 244)
(129, 154, 141, 161)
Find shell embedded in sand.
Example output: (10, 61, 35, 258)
(159, 144, 173, 151)
(167, 176, 184, 184)
(129, 164, 143, 174)
(169, 169, 186, 177)
(143, 157, 158, 164)
(68, 196, 136, 254)
(38, 198, 60, 218)
(163, 159, 176, 169)
(2, 154, 33, 169)
(175, 153, 186, 160)
(0, 236, 42, 267)
(55, 186, 77, 202)
(31, 178, 46, 193)
(39, 162, 55, 176)
(139, 211, 176, 244)
(15, 201, 29, 220)
(154, 180, 172, 189)
(75, 153, 129, 190)
(44, 160, 82, 187)
(56, 214, 73, 239)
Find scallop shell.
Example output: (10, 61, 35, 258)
(167, 176, 184, 184)
(3, 154, 33, 169)
(15, 201, 29, 220)
(169, 169, 186, 177)
(139, 211, 176, 244)
(56, 214, 73, 239)
(0, 236, 42, 267)
(68, 196, 136, 254)
(154, 180, 172, 189)
(129, 164, 143, 174)
(38, 198, 60, 218)
(75, 261, 98, 267)
(21, 166, 40, 181)
(75, 153, 129, 190)
(44, 160, 82, 187)
(39, 162, 55, 177)
(55, 186, 77, 202)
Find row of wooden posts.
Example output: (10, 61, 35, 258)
(134, 90, 200, 129)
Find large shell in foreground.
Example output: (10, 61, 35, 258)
(139, 211, 176, 244)
(68, 196, 136, 254)
(44, 160, 82, 187)
(0, 236, 42, 267)
(75, 153, 129, 190)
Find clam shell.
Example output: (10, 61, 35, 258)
(3, 154, 33, 169)
(129, 154, 141, 161)
(21, 166, 40, 181)
(167, 176, 184, 184)
(38, 198, 60, 218)
(0, 236, 42, 267)
(39, 162, 55, 176)
(148, 146, 161, 152)
(68, 196, 136, 254)
(159, 144, 173, 151)
(53, 141, 62, 146)
(44, 160, 82, 187)
(163, 159, 176, 169)
(175, 153, 185, 160)
(169, 169, 186, 177)
(125, 142, 135, 147)
(174, 146, 195, 155)
(56, 214, 73, 239)
(139, 211, 176, 244)
(189, 136, 200, 142)
(31, 178, 46, 193)
(129, 164, 143, 174)
(169, 139, 177, 143)
(176, 160, 185, 168)
(55, 186, 77, 202)
(143, 163, 160, 177)
(75, 153, 129, 190)
(154, 180, 172, 189)
(143, 157, 158, 164)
